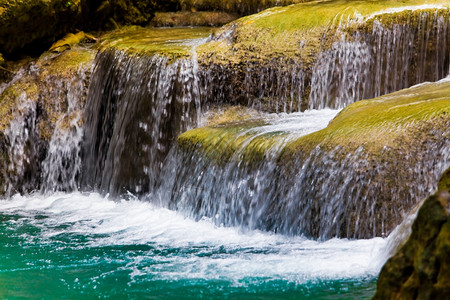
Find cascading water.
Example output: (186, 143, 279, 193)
(0, 5, 449, 298)
(157, 109, 450, 239)
(3, 89, 38, 195)
(308, 10, 450, 108)
(40, 65, 92, 193)
(202, 9, 450, 111)
(81, 48, 204, 195)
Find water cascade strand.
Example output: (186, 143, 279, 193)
(81, 49, 204, 195)
(41, 66, 92, 193)
(309, 10, 450, 108)
(156, 116, 450, 239)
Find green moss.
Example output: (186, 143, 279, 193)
(0, 82, 38, 131)
(197, 0, 450, 65)
(37, 47, 95, 77)
(178, 79, 450, 164)
(99, 26, 214, 61)
(285, 80, 450, 156)
(438, 167, 450, 192)
(178, 118, 271, 162)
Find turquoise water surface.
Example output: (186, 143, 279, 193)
(0, 193, 386, 299)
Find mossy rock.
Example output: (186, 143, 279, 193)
(373, 190, 450, 299)
(0, 46, 95, 133)
(284, 80, 450, 157)
(197, 0, 450, 65)
(49, 31, 97, 53)
(179, 79, 450, 164)
(0, 0, 84, 55)
(98, 26, 214, 61)
(0, 46, 95, 195)
(438, 167, 450, 192)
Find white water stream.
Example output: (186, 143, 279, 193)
(0, 192, 388, 284)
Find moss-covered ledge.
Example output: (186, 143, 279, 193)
(197, 0, 450, 65)
(179, 79, 450, 164)
(283, 79, 450, 160)
(97, 27, 214, 62)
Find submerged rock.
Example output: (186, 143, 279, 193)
(373, 169, 450, 299)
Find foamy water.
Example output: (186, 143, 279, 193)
(0, 192, 387, 285)
(253, 109, 340, 137)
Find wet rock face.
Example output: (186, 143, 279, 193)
(0, 48, 95, 195)
(373, 173, 450, 300)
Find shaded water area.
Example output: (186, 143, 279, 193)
(0, 7, 449, 298)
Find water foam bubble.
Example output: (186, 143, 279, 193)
(0, 192, 387, 284)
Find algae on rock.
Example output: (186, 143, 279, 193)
(175, 79, 450, 238)
(0, 46, 95, 195)
(98, 27, 214, 62)
(195, 0, 450, 111)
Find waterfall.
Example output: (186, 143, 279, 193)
(81, 49, 204, 195)
(40, 66, 92, 193)
(3, 89, 39, 195)
(202, 9, 450, 111)
(0, 52, 94, 196)
(1, 9, 448, 240)
(199, 58, 307, 113)
(157, 135, 449, 239)
(309, 10, 450, 108)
